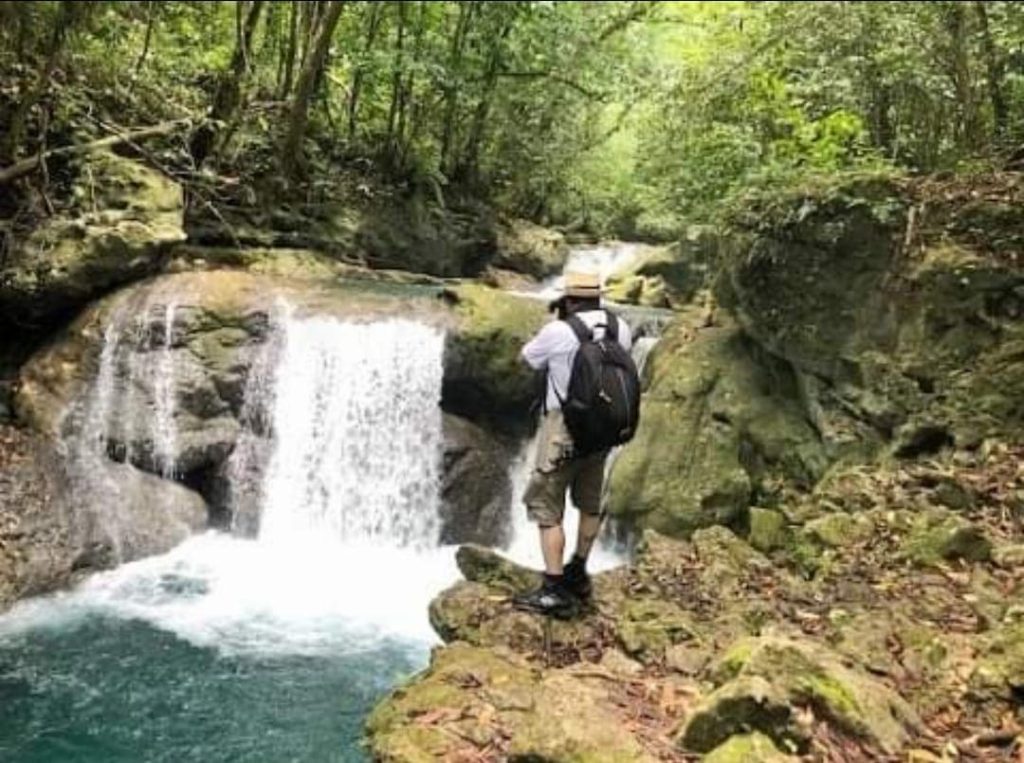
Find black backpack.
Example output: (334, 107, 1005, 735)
(558, 311, 641, 456)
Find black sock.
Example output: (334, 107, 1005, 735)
(543, 573, 563, 588)
(570, 553, 588, 572)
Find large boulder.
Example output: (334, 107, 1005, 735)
(607, 317, 825, 536)
(679, 633, 921, 755)
(439, 415, 513, 546)
(366, 643, 660, 763)
(493, 218, 569, 278)
(0, 424, 205, 611)
(440, 283, 547, 434)
(0, 150, 185, 326)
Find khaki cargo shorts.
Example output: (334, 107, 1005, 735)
(524, 411, 608, 527)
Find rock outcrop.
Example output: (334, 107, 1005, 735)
(369, 503, 1024, 761)
(0, 150, 185, 328)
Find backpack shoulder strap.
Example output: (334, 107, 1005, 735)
(564, 314, 592, 343)
(603, 311, 619, 342)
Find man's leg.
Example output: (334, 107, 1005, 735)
(540, 524, 566, 575)
(564, 452, 608, 600)
(574, 512, 602, 560)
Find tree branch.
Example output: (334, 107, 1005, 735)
(0, 118, 192, 186)
(496, 70, 607, 101)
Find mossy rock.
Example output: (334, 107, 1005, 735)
(607, 319, 823, 538)
(748, 508, 790, 553)
(696, 633, 920, 755)
(366, 643, 659, 763)
(493, 218, 568, 278)
(1, 150, 185, 325)
(441, 283, 547, 432)
(703, 732, 798, 763)
(969, 622, 1024, 701)
(617, 596, 700, 663)
(678, 675, 803, 753)
(802, 512, 874, 549)
(899, 509, 992, 566)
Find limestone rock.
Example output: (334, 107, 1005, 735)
(0, 150, 185, 325)
(454, 544, 539, 593)
(493, 218, 568, 278)
(748, 508, 789, 552)
(687, 633, 921, 755)
(900, 509, 992, 565)
(679, 674, 803, 753)
(607, 319, 824, 537)
(803, 512, 874, 548)
(366, 643, 659, 763)
(703, 732, 797, 763)
(440, 415, 512, 546)
(440, 283, 547, 433)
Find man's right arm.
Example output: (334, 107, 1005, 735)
(521, 321, 570, 370)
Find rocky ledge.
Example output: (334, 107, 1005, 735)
(366, 462, 1024, 761)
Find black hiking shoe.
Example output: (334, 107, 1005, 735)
(512, 580, 578, 619)
(563, 557, 592, 601)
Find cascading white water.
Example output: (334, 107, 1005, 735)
(4, 310, 458, 656)
(258, 317, 444, 550)
(533, 241, 645, 301)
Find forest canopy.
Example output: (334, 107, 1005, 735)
(2, 1, 1023, 239)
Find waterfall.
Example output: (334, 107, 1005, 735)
(257, 315, 445, 549)
(5, 309, 458, 656)
(533, 242, 645, 301)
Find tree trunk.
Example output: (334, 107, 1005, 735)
(439, 2, 474, 176)
(2, 1, 77, 163)
(346, 2, 384, 141)
(279, 1, 299, 98)
(397, 0, 429, 168)
(134, 1, 158, 73)
(280, 0, 346, 178)
(457, 12, 515, 184)
(385, 2, 408, 159)
(974, 0, 1008, 141)
(942, 1, 981, 150)
(189, 0, 265, 169)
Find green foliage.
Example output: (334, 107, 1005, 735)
(2, 1, 1024, 237)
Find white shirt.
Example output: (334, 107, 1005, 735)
(521, 309, 633, 411)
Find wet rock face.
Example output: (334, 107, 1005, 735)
(0, 150, 185, 328)
(440, 415, 513, 547)
(0, 425, 204, 611)
(15, 272, 529, 546)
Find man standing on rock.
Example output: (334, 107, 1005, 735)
(513, 271, 639, 618)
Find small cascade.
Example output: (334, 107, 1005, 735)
(151, 301, 180, 479)
(534, 241, 645, 301)
(62, 296, 185, 558)
(257, 315, 446, 550)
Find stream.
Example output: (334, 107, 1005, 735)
(0, 243, 647, 762)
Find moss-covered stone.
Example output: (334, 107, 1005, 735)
(703, 732, 798, 763)
(697, 633, 920, 755)
(900, 509, 992, 566)
(607, 318, 824, 537)
(679, 675, 802, 753)
(803, 512, 874, 548)
(366, 643, 660, 763)
(0, 150, 185, 325)
(617, 596, 700, 662)
(441, 283, 547, 432)
(748, 508, 790, 552)
(493, 218, 568, 278)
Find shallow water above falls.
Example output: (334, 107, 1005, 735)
(0, 314, 459, 762)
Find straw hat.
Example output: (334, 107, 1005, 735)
(562, 271, 602, 299)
